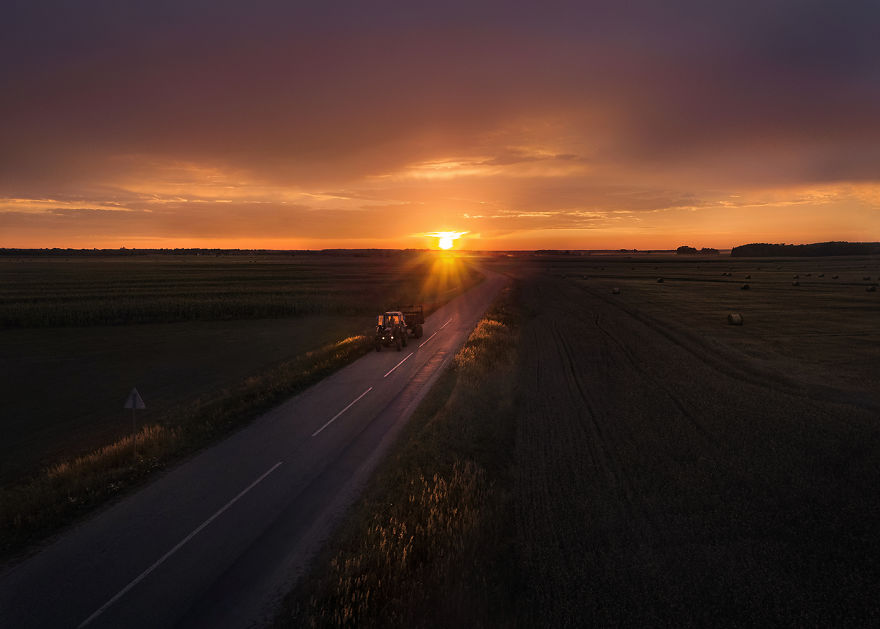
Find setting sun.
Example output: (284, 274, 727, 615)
(428, 231, 467, 250)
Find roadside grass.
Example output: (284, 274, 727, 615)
(278, 285, 520, 629)
(0, 335, 373, 560)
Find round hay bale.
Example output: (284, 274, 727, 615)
(656, 277, 664, 283)
(611, 287, 620, 294)
(792, 280, 800, 286)
(727, 313, 744, 325)
(741, 284, 750, 290)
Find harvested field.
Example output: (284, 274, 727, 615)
(510, 261, 880, 626)
(530, 255, 880, 397)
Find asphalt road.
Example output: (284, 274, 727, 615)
(0, 271, 506, 629)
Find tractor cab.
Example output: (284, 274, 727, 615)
(375, 311, 407, 351)
(380, 312, 403, 326)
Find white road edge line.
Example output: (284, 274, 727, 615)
(311, 387, 373, 437)
(418, 317, 453, 348)
(77, 461, 284, 628)
(384, 352, 413, 378)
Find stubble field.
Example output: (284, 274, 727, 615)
(511, 255, 880, 625)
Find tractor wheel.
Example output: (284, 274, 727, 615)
(414, 324, 423, 338)
(395, 337, 402, 351)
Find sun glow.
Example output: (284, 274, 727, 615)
(427, 231, 467, 250)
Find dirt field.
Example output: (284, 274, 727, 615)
(0, 253, 480, 485)
(509, 257, 880, 626)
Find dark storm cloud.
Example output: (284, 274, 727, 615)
(2, 0, 879, 246)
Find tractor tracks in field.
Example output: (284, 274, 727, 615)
(511, 272, 880, 626)
(547, 319, 667, 543)
(515, 279, 670, 566)
(578, 281, 880, 417)
(590, 309, 722, 451)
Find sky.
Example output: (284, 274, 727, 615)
(1, 0, 879, 250)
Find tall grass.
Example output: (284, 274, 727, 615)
(280, 286, 520, 628)
(0, 335, 373, 559)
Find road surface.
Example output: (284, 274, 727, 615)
(0, 271, 506, 628)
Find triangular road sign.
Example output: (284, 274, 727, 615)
(124, 387, 146, 410)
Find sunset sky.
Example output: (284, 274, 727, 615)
(2, 1, 878, 250)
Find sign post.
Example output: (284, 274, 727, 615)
(124, 388, 146, 459)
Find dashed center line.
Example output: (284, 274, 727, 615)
(77, 461, 283, 628)
(384, 352, 413, 378)
(419, 318, 453, 348)
(311, 387, 373, 437)
(80, 313, 458, 625)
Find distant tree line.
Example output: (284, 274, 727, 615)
(676, 246, 719, 255)
(730, 242, 880, 257)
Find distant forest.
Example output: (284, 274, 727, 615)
(731, 242, 880, 257)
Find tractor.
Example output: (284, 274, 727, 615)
(374, 305, 425, 351)
(375, 311, 408, 351)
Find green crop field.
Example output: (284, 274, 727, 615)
(0, 252, 482, 486)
